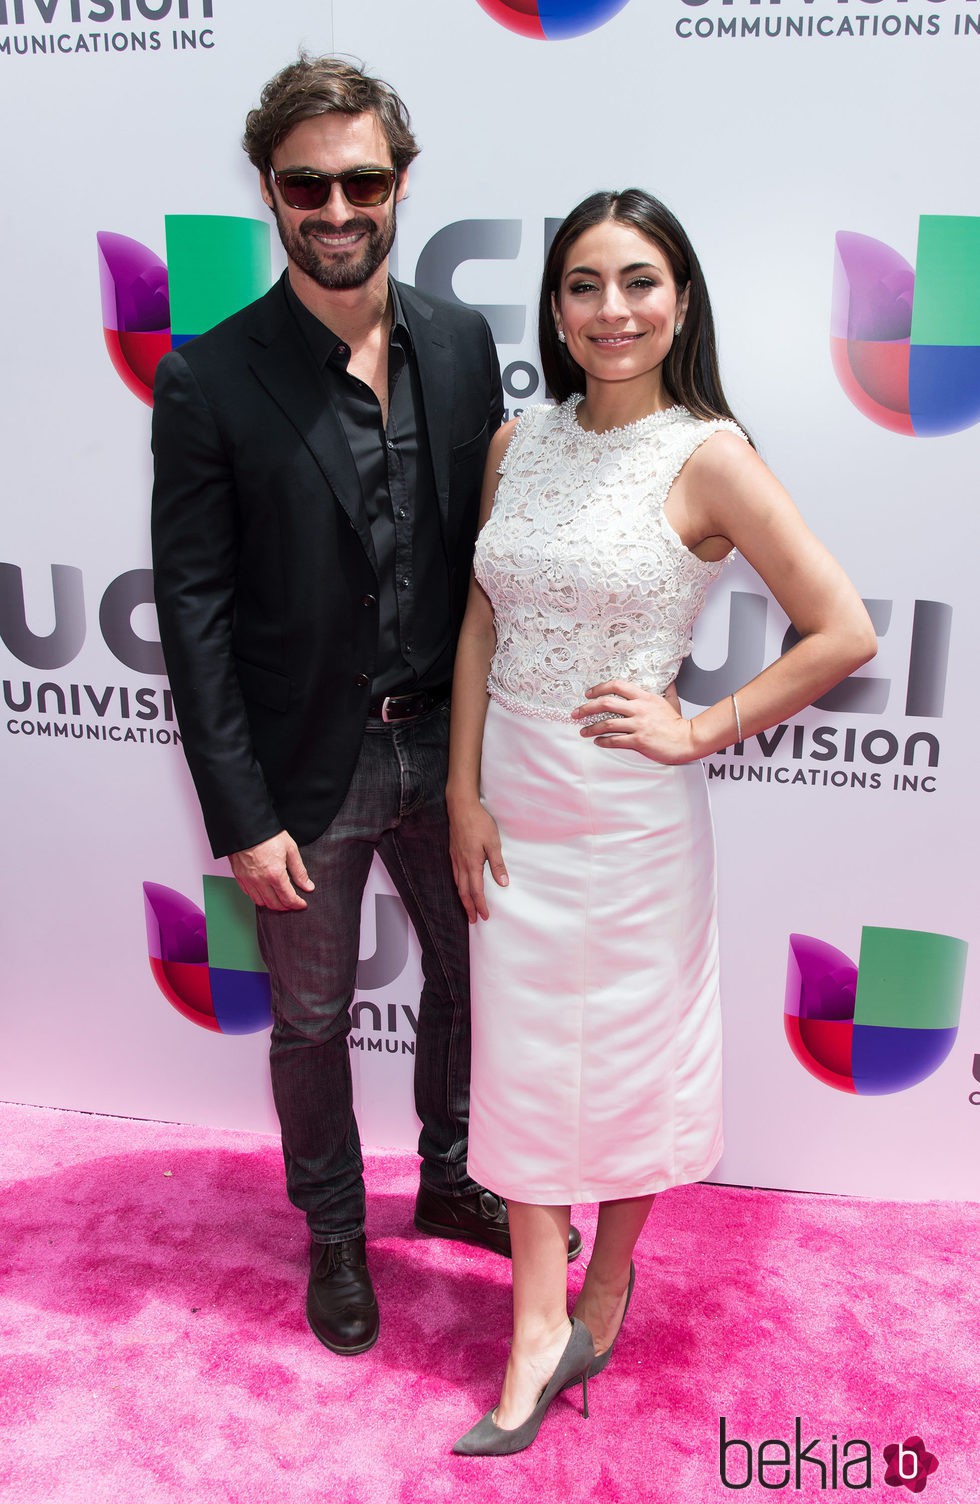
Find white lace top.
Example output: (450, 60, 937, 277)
(473, 397, 747, 721)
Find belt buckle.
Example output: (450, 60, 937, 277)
(381, 692, 417, 724)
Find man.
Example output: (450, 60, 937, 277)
(151, 56, 579, 1357)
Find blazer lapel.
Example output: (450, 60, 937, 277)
(400, 284, 453, 537)
(246, 285, 378, 574)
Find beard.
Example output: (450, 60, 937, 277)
(273, 201, 397, 291)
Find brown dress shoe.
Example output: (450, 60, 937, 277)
(414, 1185, 583, 1261)
(306, 1234, 379, 1354)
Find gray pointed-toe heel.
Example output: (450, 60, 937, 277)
(452, 1317, 595, 1456)
(563, 1259, 636, 1388)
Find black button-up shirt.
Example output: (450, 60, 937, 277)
(284, 278, 451, 697)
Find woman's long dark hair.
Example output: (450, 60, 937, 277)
(539, 189, 747, 434)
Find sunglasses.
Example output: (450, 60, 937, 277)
(269, 165, 397, 211)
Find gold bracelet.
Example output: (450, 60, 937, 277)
(731, 691, 743, 744)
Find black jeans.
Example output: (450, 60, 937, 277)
(256, 704, 478, 1244)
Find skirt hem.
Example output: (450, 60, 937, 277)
(469, 1146, 724, 1207)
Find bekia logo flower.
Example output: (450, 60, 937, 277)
(883, 1436, 939, 1493)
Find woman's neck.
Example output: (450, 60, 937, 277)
(574, 373, 674, 434)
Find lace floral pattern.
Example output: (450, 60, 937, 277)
(474, 397, 747, 722)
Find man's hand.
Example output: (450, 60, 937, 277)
(229, 831, 315, 911)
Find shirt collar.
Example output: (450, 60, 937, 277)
(283, 275, 412, 370)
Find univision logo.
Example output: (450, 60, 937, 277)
(97, 217, 271, 405)
(143, 878, 272, 1034)
(143, 878, 413, 1035)
(474, 0, 631, 40)
(831, 215, 980, 437)
(785, 926, 967, 1094)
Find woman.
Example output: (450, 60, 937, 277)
(447, 190, 876, 1456)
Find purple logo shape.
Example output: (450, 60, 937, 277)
(98, 232, 171, 404)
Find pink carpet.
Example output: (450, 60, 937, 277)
(0, 1102, 977, 1503)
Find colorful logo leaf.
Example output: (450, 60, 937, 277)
(474, 0, 631, 40)
(143, 877, 272, 1035)
(831, 216, 980, 436)
(785, 927, 967, 1094)
(98, 216, 272, 404)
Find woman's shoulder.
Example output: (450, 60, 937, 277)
(676, 417, 762, 508)
(677, 409, 749, 444)
(495, 401, 567, 473)
(673, 412, 752, 470)
(519, 400, 569, 430)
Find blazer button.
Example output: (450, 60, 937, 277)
(355, 673, 370, 688)
(361, 594, 376, 607)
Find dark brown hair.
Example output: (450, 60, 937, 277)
(539, 189, 746, 433)
(243, 54, 420, 175)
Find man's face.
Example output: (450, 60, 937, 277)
(260, 111, 406, 292)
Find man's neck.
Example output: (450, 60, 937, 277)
(287, 260, 392, 349)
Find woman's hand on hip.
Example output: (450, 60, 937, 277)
(448, 800, 508, 923)
(572, 679, 697, 764)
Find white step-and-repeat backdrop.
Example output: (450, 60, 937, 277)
(2, 0, 977, 1199)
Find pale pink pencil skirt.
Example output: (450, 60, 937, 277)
(466, 697, 724, 1205)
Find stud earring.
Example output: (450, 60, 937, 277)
(557, 330, 566, 343)
(674, 323, 683, 337)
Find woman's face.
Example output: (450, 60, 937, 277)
(552, 219, 689, 397)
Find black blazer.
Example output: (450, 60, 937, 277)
(151, 275, 503, 858)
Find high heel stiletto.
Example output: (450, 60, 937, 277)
(562, 1260, 636, 1388)
(453, 1317, 595, 1456)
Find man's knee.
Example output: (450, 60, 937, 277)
(270, 991, 355, 1049)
